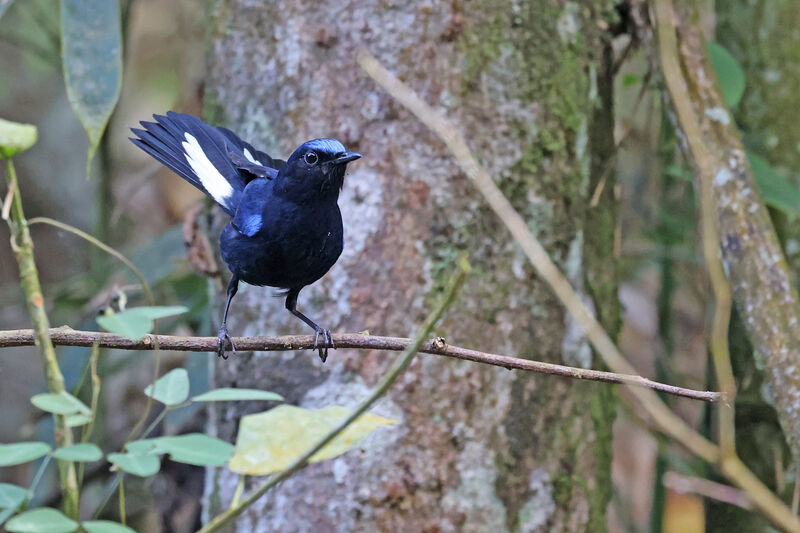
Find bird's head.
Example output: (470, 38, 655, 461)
(277, 138, 361, 201)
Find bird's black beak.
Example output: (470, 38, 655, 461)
(331, 152, 362, 166)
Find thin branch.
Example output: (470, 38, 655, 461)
(654, 0, 736, 459)
(357, 48, 718, 462)
(356, 47, 800, 533)
(197, 256, 470, 533)
(663, 471, 752, 510)
(654, 1, 800, 531)
(0, 327, 719, 402)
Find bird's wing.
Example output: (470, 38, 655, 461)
(231, 180, 271, 237)
(216, 126, 286, 173)
(130, 112, 272, 215)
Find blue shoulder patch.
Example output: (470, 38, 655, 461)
(237, 213, 262, 237)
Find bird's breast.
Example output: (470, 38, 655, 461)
(220, 204, 343, 289)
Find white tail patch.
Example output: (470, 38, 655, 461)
(243, 148, 262, 166)
(182, 133, 233, 207)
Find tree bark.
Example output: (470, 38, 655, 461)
(203, 1, 619, 531)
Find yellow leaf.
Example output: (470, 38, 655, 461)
(228, 405, 397, 475)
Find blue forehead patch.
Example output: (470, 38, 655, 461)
(303, 138, 346, 155)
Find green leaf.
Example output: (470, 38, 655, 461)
(229, 405, 398, 475)
(0, 442, 51, 466)
(748, 152, 800, 216)
(61, 0, 122, 170)
(708, 42, 745, 108)
(107, 453, 160, 477)
(192, 388, 284, 403)
(96, 306, 188, 340)
(82, 520, 137, 533)
(65, 414, 92, 428)
(52, 443, 102, 462)
(622, 73, 641, 87)
(143, 368, 190, 406)
(126, 434, 234, 467)
(0, 507, 16, 527)
(31, 391, 91, 416)
(0, 483, 29, 509)
(0, 118, 37, 158)
(5, 508, 78, 533)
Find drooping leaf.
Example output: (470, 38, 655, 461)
(82, 520, 137, 533)
(5, 508, 78, 533)
(126, 434, 233, 467)
(708, 42, 745, 108)
(107, 453, 160, 477)
(747, 152, 800, 216)
(61, 0, 122, 170)
(143, 368, 190, 406)
(65, 414, 92, 428)
(229, 405, 398, 475)
(96, 306, 187, 340)
(0, 442, 51, 467)
(52, 443, 102, 462)
(0, 118, 37, 158)
(0, 483, 29, 509)
(31, 391, 91, 416)
(192, 388, 284, 403)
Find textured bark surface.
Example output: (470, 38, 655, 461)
(203, 1, 618, 531)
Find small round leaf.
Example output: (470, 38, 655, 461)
(192, 388, 283, 403)
(0, 118, 37, 158)
(107, 453, 160, 477)
(52, 443, 102, 462)
(82, 520, 137, 533)
(5, 508, 78, 533)
(143, 368, 190, 406)
(0, 442, 51, 467)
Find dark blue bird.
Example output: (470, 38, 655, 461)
(130, 112, 361, 361)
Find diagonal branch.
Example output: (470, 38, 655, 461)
(0, 327, 719, 402)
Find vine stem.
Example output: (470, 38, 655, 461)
(197, 256, 470, 533)
(2, 158, 80, 518)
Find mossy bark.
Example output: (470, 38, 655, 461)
(204, 1, 619, 531)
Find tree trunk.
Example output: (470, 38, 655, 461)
(203, 1, 619, 531)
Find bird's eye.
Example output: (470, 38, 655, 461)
(304, 152, 318, 165)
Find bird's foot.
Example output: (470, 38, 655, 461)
(217, 327, 236, 359)
(312, 328, 335, 363)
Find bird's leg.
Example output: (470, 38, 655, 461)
(217, 276, 239, 359)
(285, 288, 334, 362)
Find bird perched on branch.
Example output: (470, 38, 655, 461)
(130, 112, 361, 361)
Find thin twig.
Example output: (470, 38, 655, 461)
(0, 327, 720, 402)
(653, 2, 800, 531)
(357, 48, 718, 462)
(197, 256, 470, 533)
(663, 471, 752, 510)
(27, 216, 154, 305)
(653, 0, 736, 459)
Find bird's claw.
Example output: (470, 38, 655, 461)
(217, 327, 236, 359)
(312, 328, 335, 363)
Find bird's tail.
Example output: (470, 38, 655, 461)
(130, 112, 244, 215)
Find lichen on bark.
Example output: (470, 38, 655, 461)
(203, 1, 619, 531)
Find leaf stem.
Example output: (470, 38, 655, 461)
(2, 157, 80, 518)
